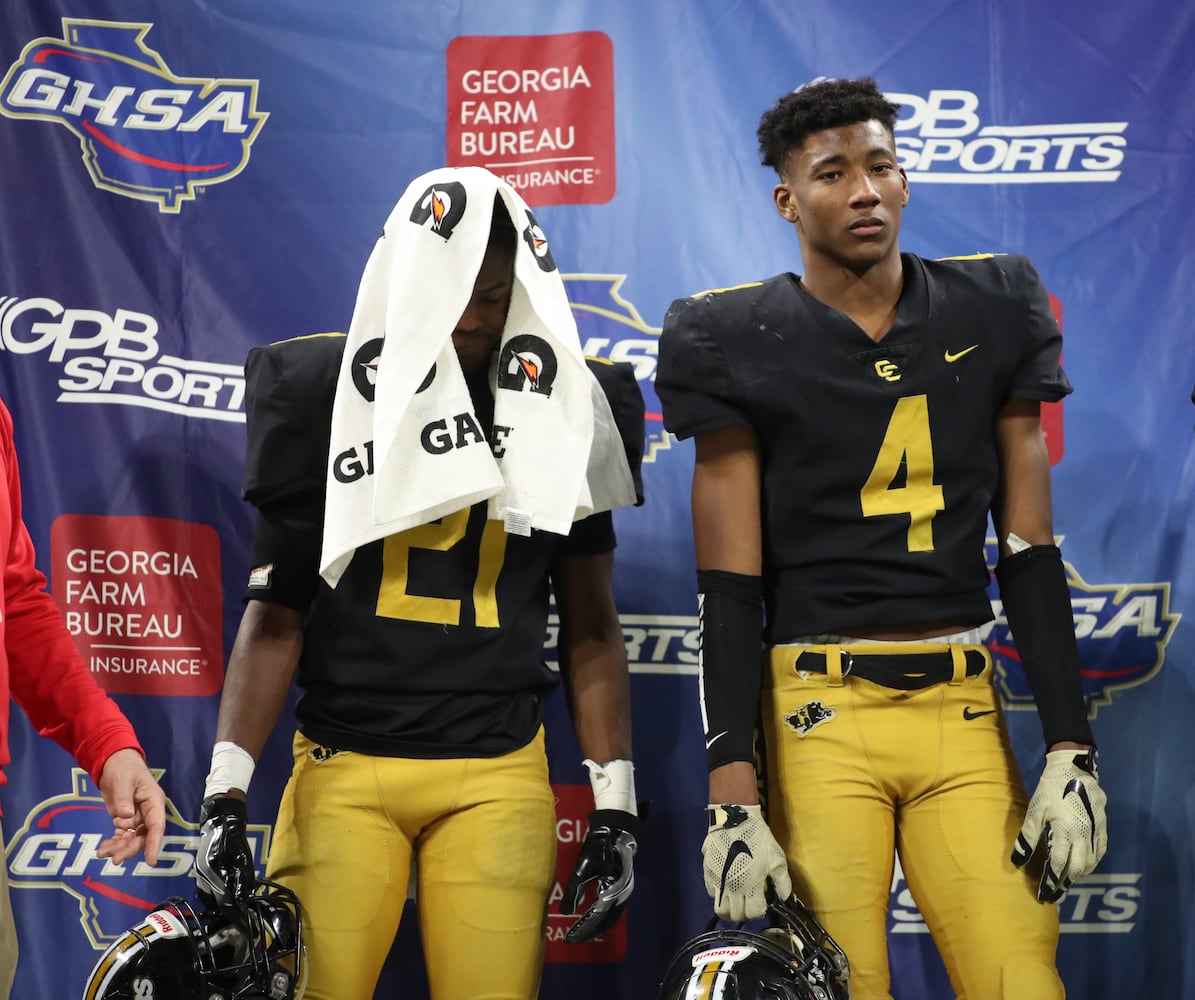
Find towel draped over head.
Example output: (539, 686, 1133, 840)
(320, 166, 636, 586)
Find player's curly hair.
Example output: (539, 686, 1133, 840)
(757, 77, 902, 175)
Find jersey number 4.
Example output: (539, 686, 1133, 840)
(860, 394, 945, 552)
(376, 508, 509, 627)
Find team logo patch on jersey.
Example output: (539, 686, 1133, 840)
(521, 209, 558, 271)
(4, 769, 272, 951)
(497, 334, 557, 395)
(874, 359, 901, 381)
(350, 337, 384, 402)
(0, 19, 268, 212)
(409, 180, 467, 238)
(785, 700, 836, 737)
(983, 540, 1180, 716)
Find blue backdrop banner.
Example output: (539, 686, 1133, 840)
(1, 2, 1192, 997)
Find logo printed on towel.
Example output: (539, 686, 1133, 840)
(350, 337, 384, 401)
(408, 181, 468, 239)
(521, 209, 558, 272)
(497, 334, 557, 396)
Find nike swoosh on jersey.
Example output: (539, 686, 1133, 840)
(1063, 780, 1097, 848)
(944, 344, 979, 362)
(962, 706, 996, 720)
(718, 839, 753, 904)
(706, 730, 728, 751)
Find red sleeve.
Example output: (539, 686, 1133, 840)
(0, 400, 143, 784)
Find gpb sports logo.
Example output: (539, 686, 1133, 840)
(982, 540, 1180, 716)
(4, 769, 272, 950)
(886, 89, 1126, 183)
(0, 19, 268, 212)
(564, 275, 669, 461)
(0, 294, 245, 421)
(889, 854, 1141, 934)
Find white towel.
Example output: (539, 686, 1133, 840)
(320, 166, 636, 586)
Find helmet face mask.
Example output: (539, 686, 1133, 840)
(83, 880, 305, 1000)
(658, 895, 849, 1000)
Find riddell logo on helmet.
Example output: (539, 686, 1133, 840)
(692, 945, 757, 965)
(4, 770, 273, 951)
(0, 19, 268, 211)
(886, 89, 1127, 183)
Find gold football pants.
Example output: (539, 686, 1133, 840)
(266, 728, 557, 1000)
(762, 643, 1064, 1000)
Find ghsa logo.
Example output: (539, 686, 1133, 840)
(4, 769, 272, 950)
(0, 19, 268, 212)
(564, 274, 668, 461)
(982, 541, 1180, 716)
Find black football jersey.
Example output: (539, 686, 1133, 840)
(240, 333, 645, 757)
(657, 253, 1071, 642)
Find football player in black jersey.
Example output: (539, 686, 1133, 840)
(193, 189, 645, 999)
(656, 77, 1107, 999)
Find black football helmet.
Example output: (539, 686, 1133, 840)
(82, 880, 305, 1000)
(658, 894, 849, 1000)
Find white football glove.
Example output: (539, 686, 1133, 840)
(1011, 748, 1108, 903)
(703, 804, 793, 921)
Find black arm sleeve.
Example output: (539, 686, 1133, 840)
(697, 569, 764, 771)
(995, 544, 1094, 747)
(243, 508, 321, 612)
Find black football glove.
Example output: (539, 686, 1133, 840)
(560, 808, 640, 944)
(194, 795, 255, 909)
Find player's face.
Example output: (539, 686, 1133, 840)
(452, 240, 516, 377)
(773, 119, 908, 274)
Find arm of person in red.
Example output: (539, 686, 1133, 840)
(0, 399, 163, 864)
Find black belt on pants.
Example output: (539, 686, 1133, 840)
(779, 647, 989, 691)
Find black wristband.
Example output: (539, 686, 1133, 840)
(696, 570, 764, 771)
(199, 795, 248, 825)
(995, 545, 1094, 747)
(589, 809, 641, 838)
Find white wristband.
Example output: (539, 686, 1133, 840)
(582, 758, 636, 814)
(204, 741, 256, 799)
